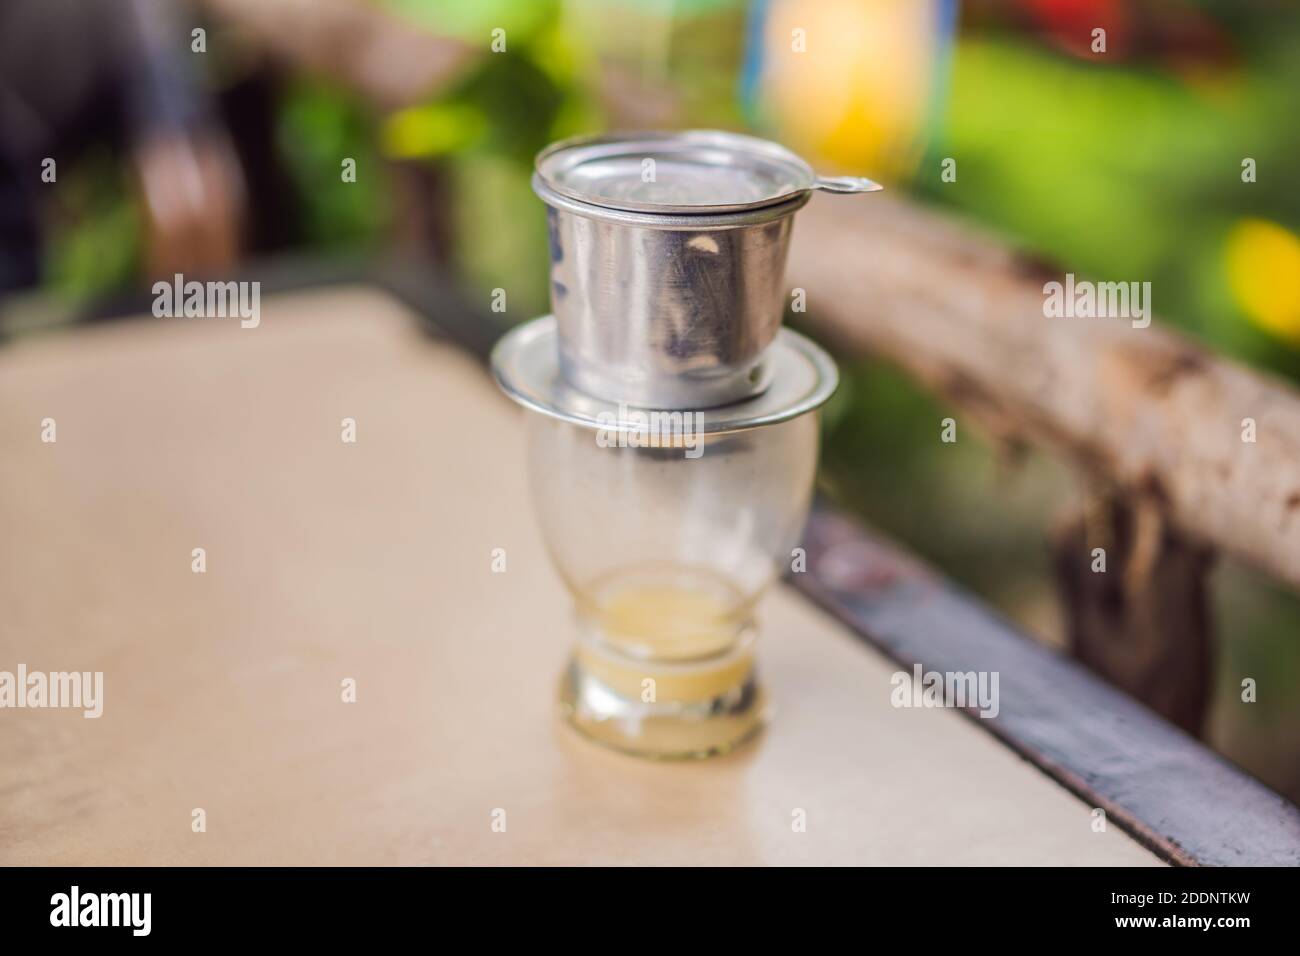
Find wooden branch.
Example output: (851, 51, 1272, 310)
(788, 194, 1300, 591)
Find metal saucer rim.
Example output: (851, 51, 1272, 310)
(490, 316, 839, 436)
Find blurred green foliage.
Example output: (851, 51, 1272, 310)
(917, 31, 1300, 381)
(44, 150, 141, 302)
(278, 86, 391, 251)
(384, 0, 555, 41)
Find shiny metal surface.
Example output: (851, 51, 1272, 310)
(490, 315, 839, 437)
(812, 174, 884, 195)
(537, 178, 808, 408)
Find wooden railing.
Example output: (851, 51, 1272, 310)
(787, 193, 1300, 735)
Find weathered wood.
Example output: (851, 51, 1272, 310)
(787, 194, 1300, 592)
(1053, 491, 1214, 736)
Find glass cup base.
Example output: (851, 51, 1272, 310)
(557, 646, 767, 760)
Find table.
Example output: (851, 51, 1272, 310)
(0, 287, 1158, 865)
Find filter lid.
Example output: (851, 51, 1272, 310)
(534, 130, 879, 215)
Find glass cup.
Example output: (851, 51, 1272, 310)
(529, 409, 819, 758)
(494, 317, 836, 758)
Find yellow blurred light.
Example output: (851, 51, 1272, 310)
(1226, 217, 1300, 346)
(759, 0, 939, 181)
(381, 103, 484, 160)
